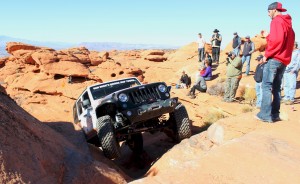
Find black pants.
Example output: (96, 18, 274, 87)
(190, 85, 207, 94)
(212, 47, 220, 62)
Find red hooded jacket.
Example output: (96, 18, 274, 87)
(265, 14, 295, 65)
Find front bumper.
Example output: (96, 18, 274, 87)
(122, 97, 178, 124)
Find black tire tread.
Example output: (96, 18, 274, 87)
(96, 115, 121, 159)
(173, 103, 192, 141)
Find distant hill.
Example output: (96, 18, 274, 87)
(0, 35, 179, 57)
(79, 42, 179, 51)
(0, 35, 74, 57)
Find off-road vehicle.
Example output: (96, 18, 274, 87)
(73, 77, 191, 159)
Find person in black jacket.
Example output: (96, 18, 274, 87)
(178, 71, 190, 88)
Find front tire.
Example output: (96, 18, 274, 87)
(97, 115, 121, 159)
(170, 103, 192, 142)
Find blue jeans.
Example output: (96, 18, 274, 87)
(198, 48, 205, 61)
(283, 72, 297, 101)
(255, 82, 262, 108)
(257, 59, 286, 122)
(242, 55, 251, 75)
(233, 48, 240, 57)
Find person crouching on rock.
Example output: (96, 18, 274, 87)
(187, 68, 207, 99)
(177, 71, 189, 89)
(223, 51, 242, 102)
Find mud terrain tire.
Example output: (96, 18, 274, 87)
(171, 103, 192, 142)
(128, 133, 144, 154)
(97, 115, 121, 159)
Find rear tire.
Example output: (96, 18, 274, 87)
(97, 115, 121, 159)
(170, 103, 192, 142)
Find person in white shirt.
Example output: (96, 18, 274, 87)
(197, 33, 206, 62)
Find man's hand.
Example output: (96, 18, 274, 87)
(262, 56, 268, 63)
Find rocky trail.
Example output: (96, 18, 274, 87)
(1, 32, 300, 183)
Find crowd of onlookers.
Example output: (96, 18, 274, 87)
(176, 2, 298, 124)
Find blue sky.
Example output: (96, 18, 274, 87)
(1, 0, 299, 47)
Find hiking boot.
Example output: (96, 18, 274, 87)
(272, 117, 281, 122)
(189, 95, 196, 99)
(285, 100, 294, 105)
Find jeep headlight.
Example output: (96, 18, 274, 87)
(118, 93, 128, 102)
(158, 84, 167, 93)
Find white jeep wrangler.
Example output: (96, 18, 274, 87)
(73, 77, 191, 159)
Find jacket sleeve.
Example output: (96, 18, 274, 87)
(201, 68, 210, 77)
(265, 20, 285, 59)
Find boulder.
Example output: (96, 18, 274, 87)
(141, 50, 165, 56)
(42, 60, 90, 77)
(98, 51, 109, 62)
(89, 51, 103, 66)
(59, 47, 91, 64)
(6, 42, 42, 55)
(144, 55, 167, 62)
(0, 57, 8, 66)
(31, 50, 58, 65)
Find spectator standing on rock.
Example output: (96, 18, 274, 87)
(256, 2, 295, 123)
(223, 51, 242, 102)
(282, 42, 300, 105)
(241, 36, 255, 76)
(232, 32, 241, 57)
(254, 55, 265, 108)
(197, 33, 206, 62)
(211, 29, 222, 64)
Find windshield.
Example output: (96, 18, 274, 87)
(90, 78, 141, 100)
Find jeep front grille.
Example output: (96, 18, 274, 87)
(129, 86, 161, 104)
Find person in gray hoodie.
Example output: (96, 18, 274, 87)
(187, 68, 207, 99)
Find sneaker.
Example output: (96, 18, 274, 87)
(285, 100, 294, 105)
(254, 115, 273, 123)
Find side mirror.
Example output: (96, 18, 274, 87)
(82, 99, 91, 108)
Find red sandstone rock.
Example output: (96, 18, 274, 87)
(89, 51, 103, 66)
(42, 60, 90, 77)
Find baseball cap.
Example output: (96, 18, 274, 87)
(256, 55, 264, 61)
(268, 2, 287, 12)
(245, 35, 250, 39)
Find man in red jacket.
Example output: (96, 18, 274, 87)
(256, 2, 295, 123)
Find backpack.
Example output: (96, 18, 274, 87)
(254, 63, 265, 83)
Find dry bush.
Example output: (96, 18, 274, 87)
(237, 85, 246, 97)
(203, 111, 227, 126)
(244, 87, 256, 102)
(207, 81, 225, 96)
(242, 106, 254, 113)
